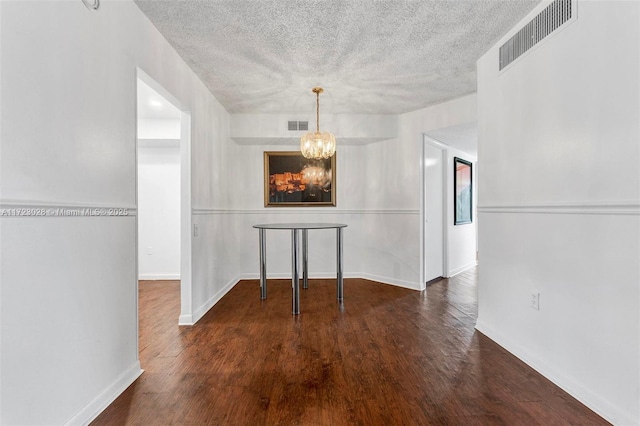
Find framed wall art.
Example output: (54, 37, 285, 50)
(264, 151, 336, 207)
(454, 157, 472, 225)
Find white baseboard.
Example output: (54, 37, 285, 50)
(178, 272, 420, 326)
(179, 275, 240, 325)
(239, 272, 421, 291)
(240, 272, 344, 280)
(474, 320, 634, 426)
(178, 313, 193, 325)
(139, 274, 180, 280)
(447, 260, 478, 277)
(64, 361, 143, 426)
(357, 272, 421, 290)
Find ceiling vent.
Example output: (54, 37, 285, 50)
(499, 0, 575, 71)
(287, 121, 308, 131)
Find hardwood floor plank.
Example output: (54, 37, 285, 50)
(92, 271, 608, 425)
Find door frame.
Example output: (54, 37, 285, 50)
(135, 68, 193, 325)
(419, 135, 449, 289)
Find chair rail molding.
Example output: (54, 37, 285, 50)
(191, 208, 419, 215)
(478, 202, 639, 216)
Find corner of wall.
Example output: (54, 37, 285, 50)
(64, 362, 143, 426)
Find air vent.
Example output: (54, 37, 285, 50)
(499, 0, 574, 71)
(287, 121, 309, 131)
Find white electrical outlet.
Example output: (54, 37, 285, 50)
(146, 246, 152, 255)
(193, 224, 199, 237)
(531, 291, 540, 310)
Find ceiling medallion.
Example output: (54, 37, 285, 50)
(300, 87, 335, 159)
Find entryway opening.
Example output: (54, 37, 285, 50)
(420, 126, 478, 288)
(136, 70, 193, 336)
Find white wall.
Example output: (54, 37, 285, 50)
(476, 1, 640, 424)
(228, 113, 413, 291)
(137, 141, 181, 279)
(444, 147, 477, 277)
(226, 141, 420, 289)
(231, 113, 397, 144)
(227, 109, 420, 288)
(138, 118, 180, 139)
(0, 1, 233, 424)
(227, 95, 479, 290)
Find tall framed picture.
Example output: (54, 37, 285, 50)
(454, 157, 472, 225)
(264, 151, 336, 207)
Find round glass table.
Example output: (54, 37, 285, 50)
(253, 223, 348, 314)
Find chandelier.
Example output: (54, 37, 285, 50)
(300, 87, 336, 159)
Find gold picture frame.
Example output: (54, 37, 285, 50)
(264, 151, 336, 207)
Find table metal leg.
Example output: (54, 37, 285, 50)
(292, 229, 300, 314)
(259, 228, 267, 299)
(302, 229, 308, 289)
(337, 227, 344, 301)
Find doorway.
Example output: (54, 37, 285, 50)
(135, 69, 192, 326)
(420, 136, 448, 288)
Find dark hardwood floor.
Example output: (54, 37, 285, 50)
(92, 270, 607, 425)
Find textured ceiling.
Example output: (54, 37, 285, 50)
(427, 122, 479, 157)
(134, 0, 539, 115)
